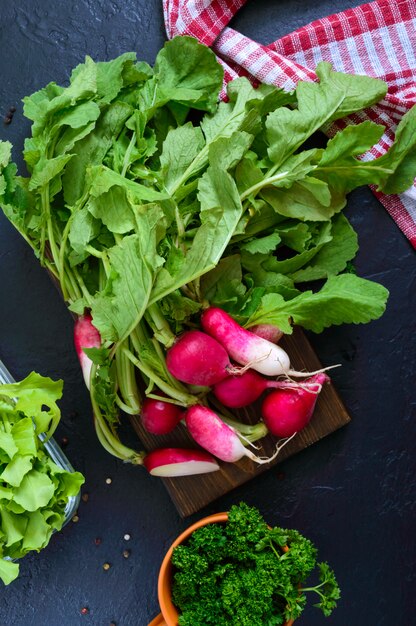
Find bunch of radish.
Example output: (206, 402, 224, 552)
(74, 307, 331, 477)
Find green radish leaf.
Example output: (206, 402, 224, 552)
(87, 186, 136, 235)
(28, 154, 74, 190)
(290, 214, 358, 282)
(247, 273, 388, 333)
(266, 62, 387, 169)
(241, 232, 282, 255)
(68, 205, 101, 256)
(160, 123, 205, 193)
(152, 36, 224, 113)
(94, 52, 139, 103)
(0, 141, 12, 169)
(90, 205, 165, 342)
(261, 182, 346, 221)
(316, 62, 387, 121)
(276, 222, 312, 253)
(374, 106, 416, 194)
(314, 121, 391, 192)
(88, 165, 168, 203)
(150, 166, 243, 304)
(200, 255, 243, 302)
(62, 101, 133, 205)
(242, 222, 333, 278)
(208, 131, 253, 171)
(49, 101, 100, 134)
(23, 55, 97, 137)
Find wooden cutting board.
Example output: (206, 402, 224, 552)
(130, 326, 351, 517)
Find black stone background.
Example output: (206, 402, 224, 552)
(0, 1, 415, 624)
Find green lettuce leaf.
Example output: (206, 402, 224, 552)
(0, 373, 63, 439)
(0, 557, 19, 585)
(1, 456, 33, 488)
(12, 470, 55, 512)
(1, 509, 28, 546)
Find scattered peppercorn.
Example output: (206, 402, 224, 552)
(80, 607, 89, 615)
(94, 537, 102, 546)
(9, 106, 16, 113)
(122, 549, 130, 559)
(61, 436, 69, 447)
(82, 493, 89, 502)
(109, 622, 116, 626)
(72, 514, 79, 523)
(3, 116, 12, 125)
(103, 562, 111, 571)
(123, 533, 131, 541)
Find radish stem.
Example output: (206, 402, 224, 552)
(122, 347, 196, 406)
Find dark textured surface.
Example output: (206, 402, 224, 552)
(0, 1, 415, 624)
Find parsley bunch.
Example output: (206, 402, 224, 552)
(171, 503, 340, 625)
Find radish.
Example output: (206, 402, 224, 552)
(184, 405, 294, 464)
(213, 370, 302, 408)
(143, 447, 220, 477)
(201, 307, 331, 379)
(250, 323, 284, 344)
(166, 330, 238, 386)
(261, 373, 329, 438)
(74, 313, 101, 390)
(141, 396, 184, 435)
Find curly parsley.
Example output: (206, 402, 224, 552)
(171, 502, 340, 625)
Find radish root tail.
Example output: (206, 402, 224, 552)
(286, 363, 341, 378)
(245, 432, 298, 465)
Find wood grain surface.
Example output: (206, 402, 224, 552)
(130, 326, 351, 517)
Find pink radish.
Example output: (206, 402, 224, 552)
(74, 313, 101, 390)
(250, 324, 284, 344)
(143, 447, 220, 477)
(261, 373, 329, 437)
(141, 396, 184, 435)
(201, 307, 330, 379)
(166, 330, 238, 386)
(184, 405, 293, 464)
(213, 370, 301, 408)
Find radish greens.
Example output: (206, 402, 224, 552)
(1, 35, 414, 461)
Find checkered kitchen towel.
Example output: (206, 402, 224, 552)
(163, 0, 416, 248)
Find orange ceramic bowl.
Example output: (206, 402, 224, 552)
(148, 512, 294, 626)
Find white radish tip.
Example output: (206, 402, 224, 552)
(149, 460, 220, 477)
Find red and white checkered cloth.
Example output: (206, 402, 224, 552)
(163, 0, 416, 248)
